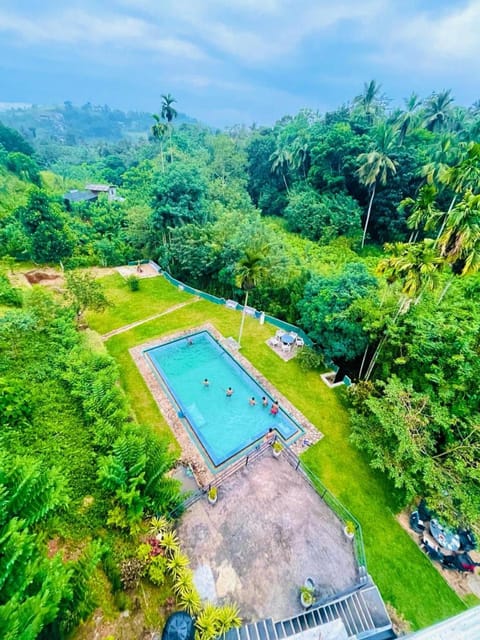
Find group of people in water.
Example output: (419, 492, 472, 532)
(202, 378, 280, 415)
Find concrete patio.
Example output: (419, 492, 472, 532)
(176, 454, 358, 623)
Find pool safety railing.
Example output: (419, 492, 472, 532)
(166, 440, 273, 520)
(279, 443, 368, 583)
(168, 435, 368, 586)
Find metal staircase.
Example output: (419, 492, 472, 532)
(225, 584, 395, 640)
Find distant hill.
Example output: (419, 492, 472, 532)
(0, 101, 196, 145)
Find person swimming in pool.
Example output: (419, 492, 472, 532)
(226, 387, 234, 397)
(203, 378, 209, 386)
(270, 400, 279, 416)
(262, 396, 268, 407)
(249, 397, 256, 406)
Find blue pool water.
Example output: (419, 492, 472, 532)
(145, 331, 303, 469)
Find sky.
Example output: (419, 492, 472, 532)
(0, 1, 479, 127)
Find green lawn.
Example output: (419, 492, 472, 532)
(85, 273, 192, 335)
(90, 276, 466, 630)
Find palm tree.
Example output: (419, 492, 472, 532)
(377, 239, 443, 301)
(161, 93, 178, 123)
(161, 93, 178, 161)
(291, 139, 310, 179)
(354, 80, 384, 124)
(436, 191, 480, 302)
(430, 141, 480, 244)
(401, 184, 440, 242)
(151, 114, 168, 172)
(356, 125, 398, 248)
(234, 246, 270, 347)
(440, 141, 480, 195)
(423, 90, 454, 132)
(395, 93, 422, 144)
(364, 239, 445, 380)
(438, 191, 480, 276)
(269, 147, 292, 194)
(422, 134, 457, 186)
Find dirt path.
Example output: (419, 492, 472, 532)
(101, 298, 200, 340)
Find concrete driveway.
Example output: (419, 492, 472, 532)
(176, 454, 358, 622)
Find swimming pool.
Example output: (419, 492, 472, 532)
(145, 331, 304, 470)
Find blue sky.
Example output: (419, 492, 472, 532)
(0, 1, 478, 126)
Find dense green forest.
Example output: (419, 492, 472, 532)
(1, 86, 479, 636)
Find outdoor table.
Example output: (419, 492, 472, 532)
(281, 334, 295, 345)
(429, 518, 461, 552)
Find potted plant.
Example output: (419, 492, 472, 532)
(272, 440, 283, 458)
(207, 486, 218, 505)
(299, 584, 315, 609)
(344, 520, 355, 539)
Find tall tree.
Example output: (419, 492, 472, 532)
(269, 147, 292, 194)
(298, 262, 377, 378)
(151, 114, 168, 173)
(401, 184, 441, 242)
(354, 80, 385, 124)
(377, 239, 444, 301)
(438, 190, 480, 277)
(161, 94, 178, 162)
(423, 90, 454, 132)
(356, 125, 398, 247)
(65, 271, 109, 323)
(234, 246, 270, 347)
(394, 93, 422, 145)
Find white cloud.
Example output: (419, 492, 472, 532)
(195, 1, 386, 63)
(370, 1, 480, 74)
(0, 7, 206, 60)
(112, 0, 386, 64)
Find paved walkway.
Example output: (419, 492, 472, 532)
(101, 298, 200, 340)
(177, 454, 358, 622)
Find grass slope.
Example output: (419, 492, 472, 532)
(89, 275, 466, 630)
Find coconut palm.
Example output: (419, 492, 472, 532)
(354, 80, 384, 124)
(356, 125, 398, 248)
(269, 147, 292, 193)
(423, 90, 454, 132)
(235, 246, 270, 347)
(395, 92, 422, 145)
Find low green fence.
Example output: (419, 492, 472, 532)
(158, 267, 312, 345)
(300, 460, 367, 574)
(161, 270, 226, 306)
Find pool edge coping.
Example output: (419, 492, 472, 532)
(129, 322, 323, 487)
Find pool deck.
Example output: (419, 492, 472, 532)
(176, 453, 359, 622)
(130, 323, 322, 487)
